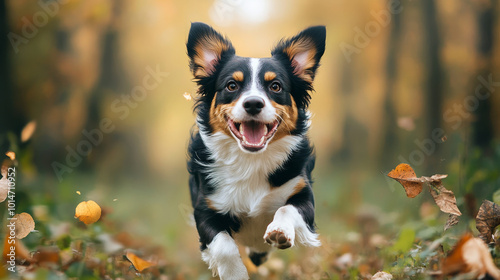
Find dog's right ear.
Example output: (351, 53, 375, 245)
(187, 22, 235, 79)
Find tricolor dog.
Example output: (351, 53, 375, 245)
(186, 22, 326, 279)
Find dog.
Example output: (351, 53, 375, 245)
(186, 22, 326, 279)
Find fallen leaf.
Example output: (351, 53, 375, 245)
(0, 166, 9, 203)
(13, 213, 35, 239)
(372, 271, 393, 279)
(428, 182, 462, 216)
(5, 152, 15, 160)
(476, 200, 500, 244)
(33, 246, 60, 268)
(21, 121, 37, 142)
(387, 164, 423, 198)
(444, 214, 460, 231)
(75, 200, 101, 225)
(124, 251, 156, 272)
(442, 233, 500, 279)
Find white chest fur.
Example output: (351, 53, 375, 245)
(198, 129, 303, 217)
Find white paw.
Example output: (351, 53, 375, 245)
(264, 223, 295, 249)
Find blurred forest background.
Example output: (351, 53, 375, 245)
(1, 0, 500, 279)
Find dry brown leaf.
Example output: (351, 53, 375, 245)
(428, 182, 462, 216)
(13, 213, 35, 239)
(444, 214, 460, 232)
(75, 200, 101, 225)
(442, 233, 500, 279)
(33, 247, 60, 268)
(5, 152, 15, 160)
(124, 251, 156, 272)
(476, 200, 500, 244)
(387, 163, 423, 198)
(21, 121, 37, 142)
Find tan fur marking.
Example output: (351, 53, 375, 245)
(209, 92, 235, 136)
(284, 38, 317, 83)
(285, 178, 307, 196)
(232, 71, 244, 82)
(205, 198, 217, 211)
(264, 71, 277, 81)
(270, 98, 298, 143)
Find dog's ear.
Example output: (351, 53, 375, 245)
(187, 22, 235, 79)
(272, 26, 326, 83)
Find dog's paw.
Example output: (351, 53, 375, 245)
(264, 224, 295, 249)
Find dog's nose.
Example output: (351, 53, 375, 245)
(243, 96, 265, 115)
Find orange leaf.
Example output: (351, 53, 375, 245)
(442, 233, 500, 278)
(75, 200, 101, 225)
(21, 121, 36, 143)
(5, 152, 15, 161)
(124, 251, 156, 272)
(387, 163, 423, 198)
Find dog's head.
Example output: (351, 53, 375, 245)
(187, 22, 325, 153)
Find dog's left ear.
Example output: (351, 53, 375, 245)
(187, 22, 235, 79)
(272, 26, 326, 83)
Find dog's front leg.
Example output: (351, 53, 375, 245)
(194, 203, 248, 280)
(201, 231, 248, 280)
(264, 186, 321, 249)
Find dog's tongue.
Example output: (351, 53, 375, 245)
(240, 121, 267, 145)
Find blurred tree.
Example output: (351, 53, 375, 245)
(0, 0, 16, 152)
(422, 0, 444, 173)
(472, 1, 496, 150)
(381, 2, 402, 165)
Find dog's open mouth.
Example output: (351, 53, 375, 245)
(227, 119, 279, 152)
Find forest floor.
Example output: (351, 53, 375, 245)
(1, 150, 500, 279)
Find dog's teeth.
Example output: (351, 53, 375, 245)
(259, 136, 265, 145)
(264, 125, 268, 135)
(242, 136, 247, 143)
(239, 124, 244, 135)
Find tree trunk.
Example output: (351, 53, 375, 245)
(381, 4, 402, 165)
(472, 2, 495, 150)
(0, 0, 14, 152)
(421, 0, 443, 173)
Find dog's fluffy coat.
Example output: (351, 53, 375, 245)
(186, 22, 326, 279)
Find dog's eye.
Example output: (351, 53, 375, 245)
(226, 81, 238, 92)
(269, 82, 282, 93)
